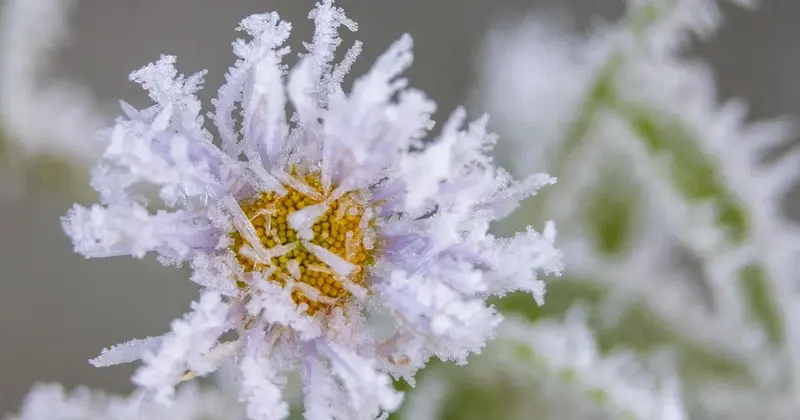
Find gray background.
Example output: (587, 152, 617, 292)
(2, 0, 799, 414)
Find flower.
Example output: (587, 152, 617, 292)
(399, 308, 687, 420)
(61, 1, 562, 419)
(0, 0, 102, 196)
(7, 372, 243, 420)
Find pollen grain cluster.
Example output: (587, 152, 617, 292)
(231, 174, 373, 315)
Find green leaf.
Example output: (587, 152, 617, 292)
(739, 264, 783, 345)
(616, 106, 750, 244)
(582, 161, 642, 255)
(493, 277, 607, 322)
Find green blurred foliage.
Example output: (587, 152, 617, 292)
(616, 106, 750, 244)
(0, 126, 95, 202)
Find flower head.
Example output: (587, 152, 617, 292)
(62, 1, 562, 419)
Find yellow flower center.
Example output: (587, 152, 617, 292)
(231, 173, 374, 315)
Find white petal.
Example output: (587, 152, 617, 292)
(301, 347, 350, 420)
(317, 342, 404, 418)
(133, 291, 231, 404)
(89, 336, 163, 367)
(375, 269, 502, 363)
(246, 280, 321, 340)
(483, 225, 564, 302)
(62, 204, 214, 261)
(239, 356, 290, 420)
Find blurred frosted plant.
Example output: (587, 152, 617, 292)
(59, 1, 562, 419)
(0, 0, 102, 197)
(7, 371, 243, 420)
(474, 0, 800, 419)
(400, 307, 686, 420)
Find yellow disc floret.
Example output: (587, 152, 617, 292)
(231, 172, 374, 315)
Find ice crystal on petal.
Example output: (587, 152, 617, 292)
(240, 356, 290, 420)
(132, 292, 231, 404)
(60, 1, 561, 418)
(89, 336, 163, 368)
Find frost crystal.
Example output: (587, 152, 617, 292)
(61, 1, 562, 419)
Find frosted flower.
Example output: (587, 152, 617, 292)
(400, 307, 687, 420)
(61, 1, 562, 419)
(0, 0, 102, 195)
(7, 377, 243, 420)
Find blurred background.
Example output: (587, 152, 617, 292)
(2, 0, 800, 418)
